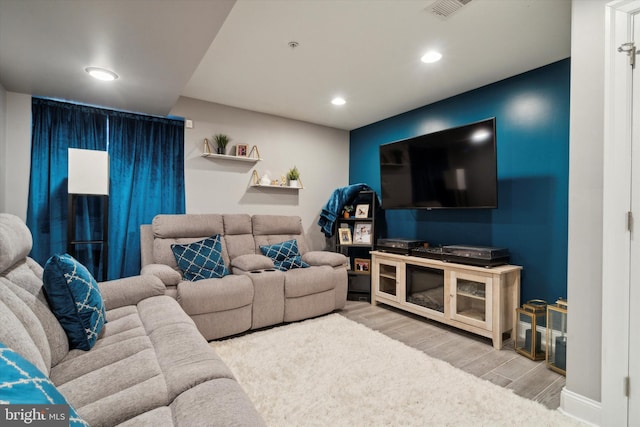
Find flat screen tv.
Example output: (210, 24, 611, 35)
(379, 118, 497, 209)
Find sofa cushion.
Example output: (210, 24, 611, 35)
(222, 214, 256, 260)
(0, 292, 48, 374)
(177, 275, 253, 315)
(0, 213, 33, 274)
(43, 254, 106, 351)
(2, 277, 69, 369)
(170, 379, 266, 427)
(260, 239, 310, 271)
(284, 265, 336, 298)
(231, 254, 274, 272)
(252, 215, 310, 254)
(303, 251, 348, 268)
(171, 235, 229, 281)
(57, 349, 168, 427)
(0, 343, 87, 426)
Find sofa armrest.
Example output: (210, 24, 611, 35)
(302, 251, 348, 268)
(99, 275, 166, 310)
(231, 254, 274, 273)
(141, 263, 182, 286)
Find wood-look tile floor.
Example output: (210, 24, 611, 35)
(337, 300, 565, 410)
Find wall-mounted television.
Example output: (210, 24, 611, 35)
(379, 118, 497, 210)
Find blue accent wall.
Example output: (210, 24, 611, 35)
(349, 59, 570, 304)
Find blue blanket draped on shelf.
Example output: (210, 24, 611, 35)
(318, 183, 373, 237)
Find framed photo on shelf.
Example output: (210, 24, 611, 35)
(354, 258, 370, 273)
(338, 228, 352, 245)
(355, 204, 370, 218)
(236, 144, 249, 157)
(353, 222, 372, 244)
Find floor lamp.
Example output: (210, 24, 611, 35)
(67, 148, 109, 281)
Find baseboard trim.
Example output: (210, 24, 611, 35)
(560, 387, 601, 426)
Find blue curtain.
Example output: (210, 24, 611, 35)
(107, 111, 185, 279)
(27, 98, 185, 280)
(27, 98, 108, 271)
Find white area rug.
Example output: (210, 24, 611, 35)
(211, 314, 585, 426)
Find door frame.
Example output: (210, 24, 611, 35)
(602, 1, 640, 425)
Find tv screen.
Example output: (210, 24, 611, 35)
(379, 118, 497, 209)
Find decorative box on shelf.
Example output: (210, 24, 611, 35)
(546, 298, 567, 375)
(515, 300, 547, 360)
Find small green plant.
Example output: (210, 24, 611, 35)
(287, 166, 300, 181)
(214, 134, 230, 153)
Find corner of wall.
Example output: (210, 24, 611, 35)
(0, 83, 6, 213)
(4, 92, 32, 221)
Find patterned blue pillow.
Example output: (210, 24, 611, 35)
(260, 239, 300, 261)
(171, 235, 229, 281)
(274, 255, 309, 272)
(43, 254, 106, 351)
(0, 343, 89, 426)
(260, 240, 309, 271)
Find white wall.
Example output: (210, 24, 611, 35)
(170, 96, 350, 250)
(3, 92, 31, 220)
(0, 83, 6, 213)
(565, 0, 607, 416)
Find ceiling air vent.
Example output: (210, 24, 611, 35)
(429, 0, 473, 18)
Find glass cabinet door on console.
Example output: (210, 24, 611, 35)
(449, 271, 493, 331)
(373, 259, 402, 302)
(405, 264, 445, 314)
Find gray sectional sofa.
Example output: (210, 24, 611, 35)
(140, 213, 349, 341)
(0, 213, 265, 426)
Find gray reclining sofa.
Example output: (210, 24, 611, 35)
(0, 213, 265, 426)
(140, 214, 348, 341)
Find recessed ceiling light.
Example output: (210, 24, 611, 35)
(331, 97, 346, 106)
(85, 66, 119, 81)
(421, 51, 442, 64)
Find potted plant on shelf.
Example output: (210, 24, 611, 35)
(287, 166, 300, 188)
(214, 134, 230, 155)
(342, 205, 354, 218)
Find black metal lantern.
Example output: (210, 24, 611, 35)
(515, 300, 547, 360)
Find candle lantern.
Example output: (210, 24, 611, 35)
(515, 300, 547, 360)
(546, 298, 568, 375)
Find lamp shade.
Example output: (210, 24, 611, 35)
(68, 149, 109, 195)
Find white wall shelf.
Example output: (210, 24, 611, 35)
(200, 152, 262, 163)
(249, 183, 302, 190)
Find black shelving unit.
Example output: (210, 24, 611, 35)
(333, 190, 379, 302)
(67, 194, 109, 282)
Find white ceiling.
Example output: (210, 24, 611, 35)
(0, 0, 571, 131)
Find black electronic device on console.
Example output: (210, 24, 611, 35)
(441, 245, 509, 268)
(377, 238, 424, 255)
(411, 246, 444, 261)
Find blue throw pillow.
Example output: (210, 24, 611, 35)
(43, 254, 106, 351)
(259, 239, 300, 261)
(171, 235, 229, 281)
(0, 343, 89, 426)
(273, 255, 309, 272)
(260, 240, 309, 271)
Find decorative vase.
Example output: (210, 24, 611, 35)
(343, 211, 350, 218)
(289, 180, 299, 188)
(217, 147, 225, 155)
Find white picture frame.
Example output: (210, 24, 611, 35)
(355, 204, 370, 218)
(353, 222, 372, 244)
